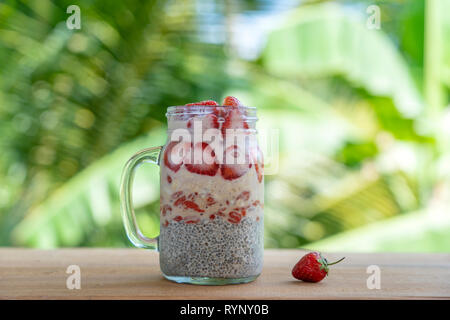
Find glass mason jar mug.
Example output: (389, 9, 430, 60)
(120, 104, 264, 285)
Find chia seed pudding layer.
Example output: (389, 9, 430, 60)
(159, 216, 263, 278)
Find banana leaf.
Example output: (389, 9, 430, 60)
(262, 2, 423, 118)
(11, 128, 166, 248)
(305, 209, 450, 252)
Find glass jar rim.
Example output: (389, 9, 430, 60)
(166, 105, 257, 120)
(167, 105, 256, 112)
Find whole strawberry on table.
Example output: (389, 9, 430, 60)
(292, 252, 345, 283)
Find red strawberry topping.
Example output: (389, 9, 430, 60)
(220, 96, 249, 135)
(216, 207, 226, 217)
(222, 108, 249, 136)
(251, 146, 264, 183)
(163, 141, 191, 173)
(183, 200, 204, 213)
(206, 196, 216, 206)
(171, 191, 204, 213)
(161, 205, 172, 216)
(187, 192, 198, 200)
(222, 96, 241, 107)
(173, 215, 183, 222)
(184, 216, 200, 224)
(187, 113, 219, 130)
(255, 163, 263, 183)
(163, 141, 182, 172)
(236, 191, 250, 202)
(171, 191, 184, 200)
(227, 207, 248, 223)
(220, 145, 250, 180)
(228, 210, 242, 224)
(221, 165, 244, 180)
(185, 100, 219, 106)
(174, 195, 186, 207)
(185, 142, 219, 176)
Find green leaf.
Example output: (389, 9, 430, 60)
(11, 128, 166, 248)
(305, 210, 450, 252)
(262, 2, 423, 118)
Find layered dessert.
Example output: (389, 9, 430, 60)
(159, 96, 264, 281)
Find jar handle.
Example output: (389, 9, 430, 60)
(120, 146, 162, 250)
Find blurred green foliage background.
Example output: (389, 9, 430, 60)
(0, 0, 449, 251)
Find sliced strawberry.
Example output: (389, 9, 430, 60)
(163, 141, 182, 172)
(202, 113, 220, 129)
(212, 106, 227, 118)
(185, 142, 219, 176)
(206, 196, 216, 206)
(222, 96, 241, 107)
(174, 195, 186, 207)
(183, 200, 204, 213)
(187, 113, 219, 130)
(216, 207, 226, 217)
(236, 191, 250, 202)
(228, 210, 242, 224)
(254, 150, 264, 183)
(187, 192, 198, 201)
(250, 146, 264, 183)
(161, 205, 172, 216)
(173, 215, 183, 222)
(209, 214, 216, 220)
(163, 141, 191, 173)
(184, 216, 200, 224)
(171, 191, 184, 200)
(231, 207, 247, 217)
(220, 166, 235, 180)
(255, 163, 263, 183)
(222, 108, 249, 136)
(221, 96, 248, 135)
(185, 100, 218, 106)
(220, 145, 250, 180)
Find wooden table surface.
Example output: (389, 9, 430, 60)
(0, 249, 449, 300)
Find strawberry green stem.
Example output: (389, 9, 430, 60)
(327, 257, 345, 266)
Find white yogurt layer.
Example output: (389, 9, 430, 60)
(160, 158, 263, 222)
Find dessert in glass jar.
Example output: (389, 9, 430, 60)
(120, 96, 264, 285)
